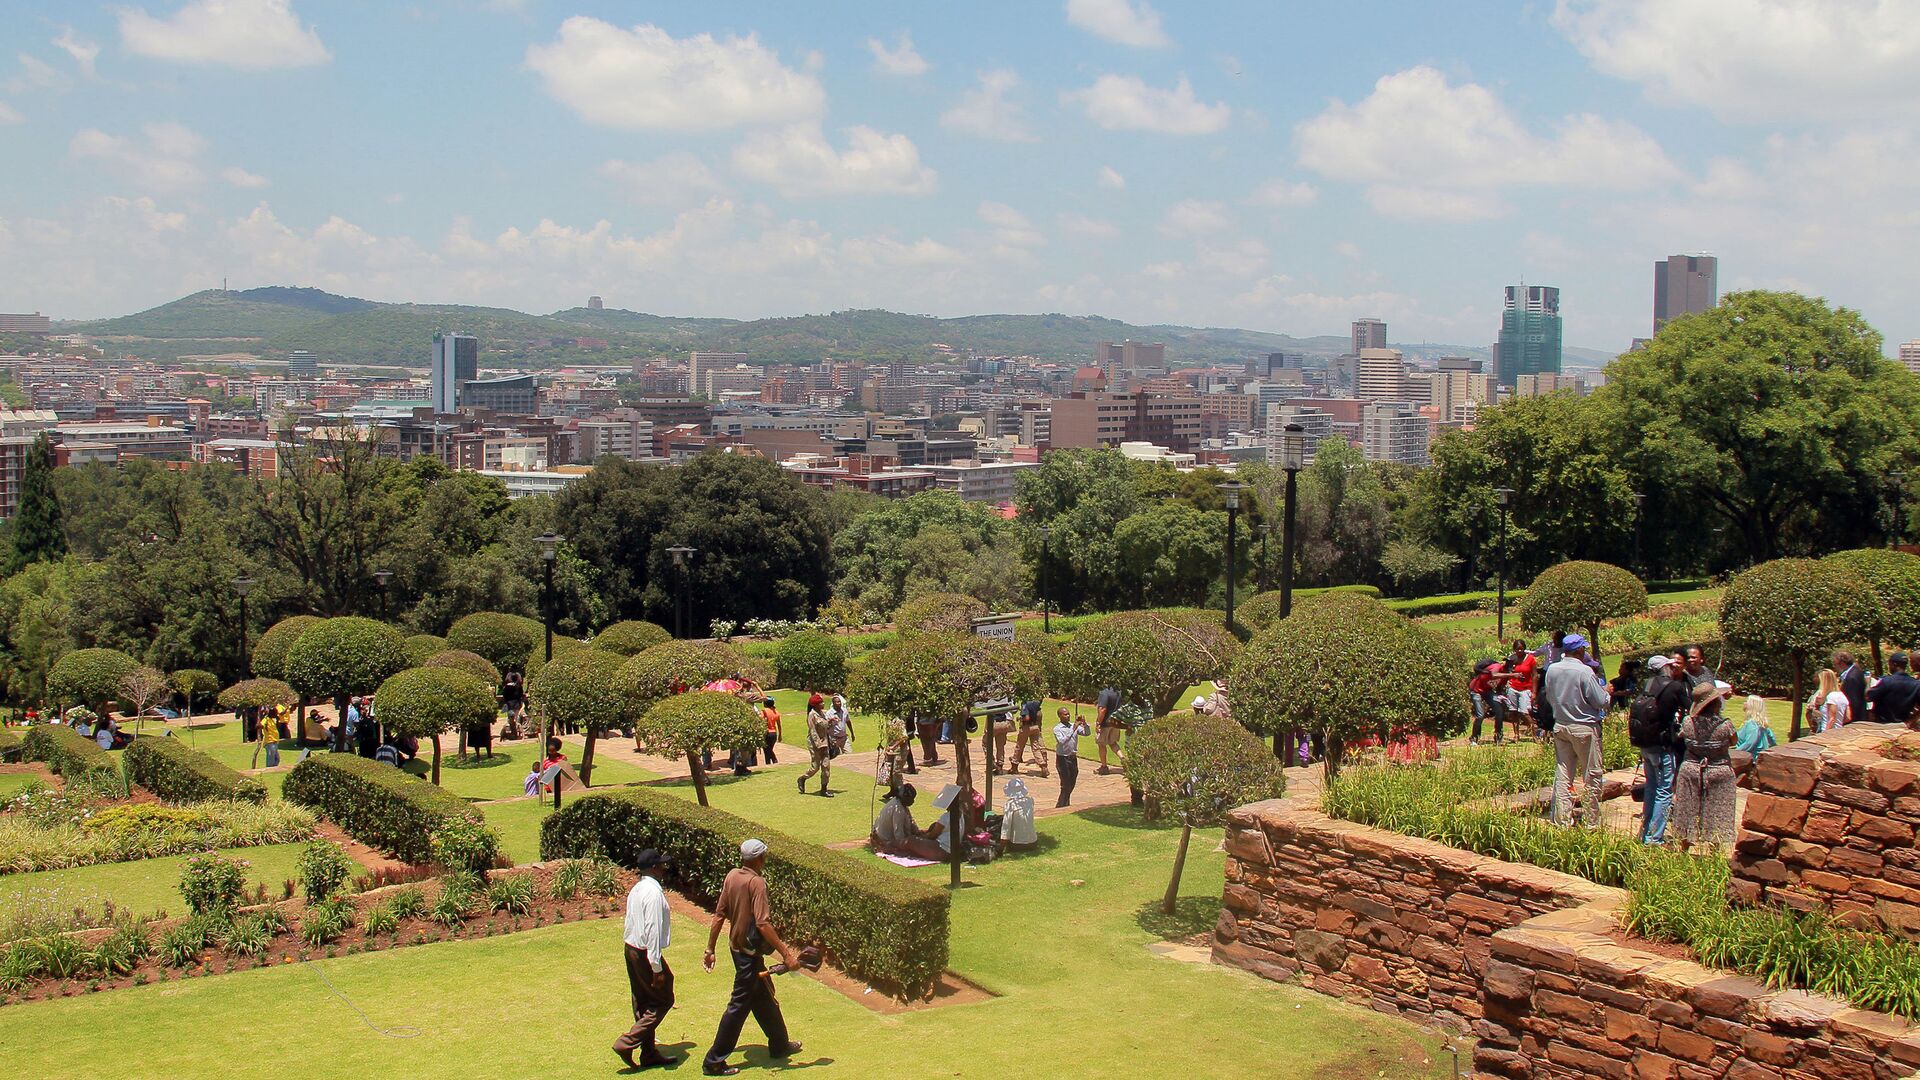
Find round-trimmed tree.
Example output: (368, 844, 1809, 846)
(1055, 608, 1242, 719)
(1821, 548, 1920, 673)
(847, 631, 1046, 793)
(1231, 593, 1467, 776)
(373, 666, 497, 785)
(251, 616, 323, 681)
(1236, 590, 1287, 634)
(589, 620, 672, 657)
(892, 592, 988, 637)
(446, 611, 539, 675)
(773, 630, 848, 692)
(1518, 561, 1648, 657)
(632, 690, 762, 806)
(1124, 710, 1287, 913)
(168, 668, 220, 720)
(48, 647, 140, 714)
(1722, 558, 1876, 740)
(283, 616, 409, 751)
(424, 648, 502, 689)
(612, 640, 750, 715)
(526, 646, 628, 786)
(402, 633, 449, 668)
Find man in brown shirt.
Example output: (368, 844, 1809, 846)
(701, 839, 801, 1076)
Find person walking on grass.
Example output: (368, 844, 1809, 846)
(758, 697, 781, 765)
(1053, 707, 1089, 808)
(702, 839, 802, 1077)
(613, 849, 678, 1071)
(795, 693, 833, 797)
(1543, 633, 1609, 827)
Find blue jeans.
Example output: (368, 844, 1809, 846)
(1640, 747, 1677, 844)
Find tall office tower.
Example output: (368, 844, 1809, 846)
(689, 352, 748, 401)
(1901, 341, 1920, 376)
(1354, 348, 1407, 401)
(430, 333, 478, 414)
(1264, 351, 1304, 376)
(1653, 254, 1717, 334)
(1352, 318, 1387, 354)
(286, 350, 318, 378)
(1493, 285, 1562, 387)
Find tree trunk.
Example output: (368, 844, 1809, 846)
(1272, 730, 1285, 760)
(580, 728, 598, 787)
(1321, 735, 1345, 781)
(954, 721, 974, 796)
(1161, 824, 1193, 915)
(1587, 621, 1602, 661)
(430, 733, 442, 785)
(689, 753, 709, 807)
(1789, 654, 1805, 741)
(1873, 638, 1886, 677)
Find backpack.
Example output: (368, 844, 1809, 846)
(1628, 677, 1680, 746)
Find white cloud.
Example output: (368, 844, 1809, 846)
(1064, 75, 1230, 134)
(70, 122, 207, 190)
(1097, 165, 1126, 189)
(220, 166, 268, 188)
(8, 54, 65, 93)
(1248, 178, 1318, 208)
(978, 201, 1044, 254)
(526, 18, 824, 131)
(1066, 0, 1172, 48)
(1296, 66, 1677, 219)
(1194, 238, 1267, 277)
(599, 153, 725, 206)
(119, 0, 330, 70)
(0, 103, 20, 126)
(732, 123, 936, 197)
(941, 69, 1036, 142)
(866, 31, 928, 76)
(53, 29, 99, 76)
(1159, 199, 1230, 236)
(1554, 0, 1920, 122)
(1057, 212, 1119, 238)
(841, 235, 964, 268)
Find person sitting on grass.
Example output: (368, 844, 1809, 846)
(869, 783, 946, 862)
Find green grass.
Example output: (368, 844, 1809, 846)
(0, 809, 1449, 1080)
(476, 798, 556, 866)
(0, 773, 42, 801)
(403, 745, 657, 802)
(767, 686, 1215, 759)
(0, 843, 311, 923)
(651, 767, 893, 846)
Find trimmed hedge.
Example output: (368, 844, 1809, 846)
(21, 724, 120, 787)
(123, 735, 267, 805)
(282, 753, 493, 865)
(540, 788, 950, 1000)
(0, 728, 19, 763)
(1386, 589, 1522, 619)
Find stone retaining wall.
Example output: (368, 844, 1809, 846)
(1732, 723, 1920, 939)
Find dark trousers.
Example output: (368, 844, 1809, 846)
(763, 733, 778, 763)
(613, 947, 673, 1059)
(704, 950, 791, 1069)
(1055, 752, 1078, 807)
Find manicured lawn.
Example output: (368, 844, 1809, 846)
(403, 744, 657, 802)
(476, 798, 555, 865)
(651, 768, 891, 846)
(0, 772, 42, 801)
(768, 686, 1217, 759)
(0, 808, 1448, 1080)
(0, 843, 312, 923)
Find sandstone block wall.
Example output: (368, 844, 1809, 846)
(1733, 723, 1920, 939)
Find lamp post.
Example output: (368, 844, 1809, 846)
(1629, 492, 1644, 578)
(1038, 526, 1052, 634)
(1494, 488, 1512, 644)
(373, 569, 392, 621)
(1278, 424, 1305, 620)
(535, 535, 559, 665)
(1892, 471, 1907, 549)
(1218, 481, 1246, 634)
(667, 546, 696, 639)
(231, 575, 255, 677)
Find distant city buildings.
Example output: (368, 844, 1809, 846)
(286, 350, 318, 378)
(1361, 401, 1431, 465)
(1355, 348, 1408, 402)
(1654, 254, 1717, 334)
(430, 332, 477, 414)
(1900, 340, 1920, 377)
(1351, 318, 1386, 354)
(1493, 285, 1563, 388)
(0, 313, 52, 335)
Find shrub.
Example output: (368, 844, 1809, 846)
(446, 612, 539, 675)
(282, 752, 488, 864)
(252, 616, 324, 682)
(1125, 710, 1287, 912)
(541, 787, 950, 1000)
(612, 640, 751, 713)
(362, 904, 399, 937)
(401, 633, 449, 668)
(1386, 590, 1520, 618)
(47, 648, 140, 711)
(487, 875, 534, 915)
(848, 631, 1047, 753)
(220, 914, 273, 959)
(1055, 609, 1241, 718)
(159, 915, 217, 968)
(373, 666, 497, 785)
(385, 885, 427, 920)
(296, 840, 355, 902)
(216, 678, 298, 714)
(527, 647, 629, 786)
(0, 728, 19, 763)
(631, 691, 762, 806)
(123, 735, 267, 805)
(1518, 561, 1648, 654)
(92, 919, 150, 974)
(20, 724, 119, 789)
(430, 877, 473, 928)
(0, 800, 313, 874)
(1721, 558, 1876, 739)
(590, 620, 672, 657)
(892, 592, 988, 637)
(283, 617, 409, 724)
(772, 630, 848, 692)
(430, 816, 503, 877)
(1821, 548, 1920, 667)
(180, 853, 250, 916)
(422, 649, 501, 689)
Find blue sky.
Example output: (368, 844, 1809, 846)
(3, 0, 1918, 354)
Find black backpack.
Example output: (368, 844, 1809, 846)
(1628, 677, 1678, 746)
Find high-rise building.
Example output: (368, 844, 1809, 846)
(1654, 255, 1717, 334)
(1428, 368, 1493, 423)
(1899, 341, 1920, 376)
(430, 333, 478, 414)
(1361, 402, 1431, 465)
(1094, 341, 1168, 372)
(1264, 352, 1304, 376)
(286, 350, 317, 378)
(689, 352, 748, 401)
(1355, 348, 1407, 402)
(1352, 318, 1387, 354)
(1265, 403, 1332, 465)
(1493, 285, 1562, 387)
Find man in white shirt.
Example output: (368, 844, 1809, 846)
(1053, 707, 1091, 809)
(614, 849, 676, 1070)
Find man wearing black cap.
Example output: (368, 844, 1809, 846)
(614, 849, 677, 1070)
(1869, 652, 1920, 727)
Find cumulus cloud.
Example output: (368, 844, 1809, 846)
(1057, 212, 1119, 238)
(866, 31, 928, 76)
(941, 69, 1036, 142)
(526, 18, 824, 131)
(1065, 0, 1172, 47)
(119, 0, 330, 70)
(978, 201, 1044, 254)
(1097, 165, 1126, 189)
(53, 29, 99, 76)
(599, 153, 725, 205)
(1247, 178, 1318, 207)
(1159, 199, 1230, 236)
(70, 122, 207, 190)
(220, 166, 268, 188)
(8, 54, 66, 94)
(732, 123, 936, 197)
(1064, 75, 1230, 134)
(0, 103, 20, 126)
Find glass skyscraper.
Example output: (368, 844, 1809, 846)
(1492, 285, 1562, 388)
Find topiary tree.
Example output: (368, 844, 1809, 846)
(589, 620, 672, 657)
(1236, 590, 1287, 634)
(283, 616, 409, 752)
(48, 647, 140, 715)
(118, 665, 172, 733)
(1821, 548, 1920, 673)
(251, 616, 323, 681)
(373, 667, 497, 785)
(631, 690, 762, 806)
(1055, 609, 1241, 719)
(892, 592, 989, 637)
(1231, 593, 1466, 777)
(612, 640, 750, 715)
(168, 669, 221, 722)
(446, 611, 539, 676)
(423, 649, 502, 690)
(527, 647, 628, 786)
(847, 631, 1046, 793)
(1124, 710, 1287, 913)
(402, 633, 449, 668)
(1518, 560, 1648, 658)
(1722, 558, 1876, 740)
(524, 632, 588, 680)
(773, 630, 848, 692)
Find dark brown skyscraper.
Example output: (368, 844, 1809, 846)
(1654, 254, 1717, 334)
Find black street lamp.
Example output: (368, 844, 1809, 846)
(1277, 424, 1305, 620)
(231, 575, 255, 677)
(1218, 481, 1246, 634)
(373, 569, 392, 621)
(1892, 471, 1907, 549)
(535, 534, 559, 664)
(1494, 488, 1513, 644)
(667, 545, 696, 638)
(1038, 526, 1052, 634)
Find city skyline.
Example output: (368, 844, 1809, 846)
(3, 1, 1918, 353)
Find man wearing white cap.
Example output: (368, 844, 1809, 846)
(702, 839, 801, 1076)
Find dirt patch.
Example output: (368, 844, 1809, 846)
(1606, 925, 1695, 962)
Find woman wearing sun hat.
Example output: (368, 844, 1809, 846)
(1670, 680, 1738, 852)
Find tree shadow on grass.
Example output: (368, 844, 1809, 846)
(443, 751, 516, 772)
(1076, 803, 1179, 831)
(1135, 895, 1222, 941)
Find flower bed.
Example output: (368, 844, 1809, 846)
(0, 784, 314, 874)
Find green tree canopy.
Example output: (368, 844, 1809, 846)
(892, 592, 989, 636)
(168, 668, 221, 709)
(1517, 561, 1648, 654)
(217, 677, 297, 713)
(1820, 549, 1920, 670)
(402, 633, 448, 667)
(612, 640, 750, 716)
(7, 432, 64, 575)
(526, 646, 628, 785)
(589, 620, 671, 657)
(631, 690, 762, 806)
(252, 615, 323, 682)
(446, 611, 538, 675)
(1113, 503, 1228, 609)
(48, 647, 140, 711)
(1056, 609, 1240, 718)
(282, 617, 409, 742)
(423, 648, 501, 689)
(1124, 710, 1287, 912)
(373, 666, 496, 784)
(1721, 557, 1876, 738)
(830, 490, 1017, 615)
(773, 630, 848, 693)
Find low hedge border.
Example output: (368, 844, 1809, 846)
(1388, 589, 1523, 618)
(123, 735, 266, 805)
(540, 788, 950, 1000)
(21, 724, 120, 787)
(0, 728, 20, 763)
(282, 753, 490, 865)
